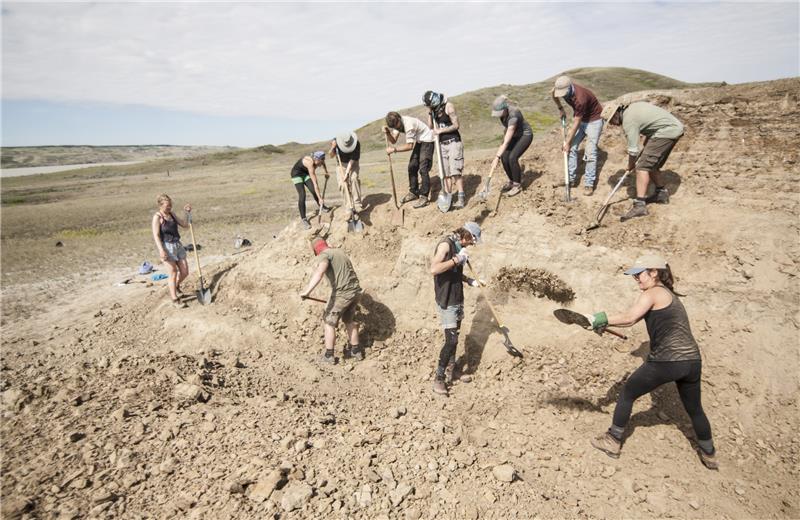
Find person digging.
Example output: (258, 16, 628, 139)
(586, 253, 718, 470)
(601, 99, 684, 221)
(424, 90, 466, 209)
(429, 221, 483, 395)
(290, 150, 331, 230)
(489, 95, 533, 197)
(328, 131, 364, 212)
(299, 238, 364, 364)
(383, 111, 435, 209)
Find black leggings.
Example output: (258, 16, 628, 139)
(501, 133, 532, 184)
(612, 360, 712, 441)
(436, 324, 460, 378)
(294, 178, 319, 220)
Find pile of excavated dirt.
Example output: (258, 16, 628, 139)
(2, 79, 799, 519)
(494, 266, 575, 303)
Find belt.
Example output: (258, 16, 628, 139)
(439, 137, 460, 145)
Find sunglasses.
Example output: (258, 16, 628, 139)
(633, 271, 648, 280)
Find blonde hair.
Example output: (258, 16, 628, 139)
(157, 193, 172, 207)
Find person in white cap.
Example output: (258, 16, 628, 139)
(601, 99, 684, 221)
(552, 75, 604, 196)
(328, 132, 363, 211)
(423, 90, 466, 209)
(586, 253, 718, 470)
(429, 221, 483, 395)
(290, 151, 330, 229)
(490, 95, 533, 197)
(384, 111, 436, 209)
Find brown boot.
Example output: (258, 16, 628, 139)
(699, 449, 719, 470)
(432, 379, 448, 395)
(591, 432, 621, 459)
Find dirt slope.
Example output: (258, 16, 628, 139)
(2, 78, 799, 519)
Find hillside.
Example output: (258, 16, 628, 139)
(1, 77, 798, 519)
(0, 145, 239, 169)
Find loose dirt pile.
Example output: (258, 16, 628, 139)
(495, 267, 575, 303)
(2, 78, 799, 519)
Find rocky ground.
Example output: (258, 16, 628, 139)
(2, 78, 799, 519)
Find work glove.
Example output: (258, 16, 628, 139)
(468, 278, 485, 288)
(584, 311, 608, 332)
(453, 249, 470, 266)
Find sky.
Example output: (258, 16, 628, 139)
(1, 1, 798, 147)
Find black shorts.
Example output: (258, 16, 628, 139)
(636, 137, 680, 173)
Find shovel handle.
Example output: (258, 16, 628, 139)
(384, 133, 400, 209)
(186, 213, 206, 290)
(603, 328, 628, 340)
(301, 295, 327, 304)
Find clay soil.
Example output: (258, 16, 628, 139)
(1, 78, 799, 519)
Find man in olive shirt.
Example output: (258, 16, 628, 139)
(602, 100, 685, 221)
(300, 238, 364, 363)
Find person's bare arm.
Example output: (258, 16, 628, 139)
(490, 124, 517, 171)
(299, 259, 329, 297)
(430, 242, 459, 275)
(304, 157, 323, 201)
(328, 139, 337, 158)
(552, 88, 567, 119)
(383, 126, 399, 145)
(174, 204, 192, 228)
(152, 214, 168, 262)
(606, 290, 656, 327)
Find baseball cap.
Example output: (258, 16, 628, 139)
(624, 253, 667, 275)
(553, 75, 572, 97)
(464, 221, 482, 243)
(491, 95, 509, 117)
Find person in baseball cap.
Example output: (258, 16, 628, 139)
(328, 131, 364, 211)
(586, 252, 718, 470)
(489, 95, 533, 197)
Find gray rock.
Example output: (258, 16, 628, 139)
(280, 482, 313, 512)
(173, 383, 208, 403)
(390, 483, 413, 507)
(492, 464, 516, 482)
(354, 484, 372, 508)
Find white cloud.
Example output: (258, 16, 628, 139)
(2, 2, 797, 121)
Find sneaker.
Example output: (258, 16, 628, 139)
(171, 299, 187, 309)
(301, 218, 311, 230)
(459, 373, 473, 383)
(583, 186, 594, 197)
(453, 198, 465, 210)
(591, 432, 621, 459)
(500, 181, 514, 193)
(507, 184, 522, 197)
(620, 201, 648, 222)
(319, 353, 336, 365)
(400, 192, 418, 204)
(413, 198, 429, 209)
(646, 187, 670, 204)
(699, 449, 719, 470)
(351, 347, 365, 361)
(432, 379, 448, 395)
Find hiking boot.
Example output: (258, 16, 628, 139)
(400, 192, 418, 204)
(699, 449, 719, 470)
(301, 218, 311, 230)
(453, 198, 465, 210)
(319, 352, 337, 365)
(583, 186, 595, 197)
(351, 346, 365, 361)
(172, 299, 187, 309)
(591, 432, 621, 459)
(620, 201, 648, 222)
(507, 184, 522, 197)
(500, 181, 514, 193)
(646, 187, 670, 204)
(413, 198, 429, 209)
(432, 379, 448, 395)
(459, 373, 473, 383)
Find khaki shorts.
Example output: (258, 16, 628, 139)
(323, 292, 360, 326)
(636, 137, 680, 173)
(440, 139, 464, 177)
(163, 241, 187, 262)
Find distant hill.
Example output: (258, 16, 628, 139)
(0, 145, 240, 169)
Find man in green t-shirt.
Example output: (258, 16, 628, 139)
(300, 238, 363, 363)
(602, 100, 684, 221)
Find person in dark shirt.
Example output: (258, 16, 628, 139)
(290, 151, 330, 229)
(490, 95, 533, 197)
(328, 132, 364, 212)
(586, 253, 718, 470)
(424, 90, 466, 209)
(150, 193, 192, 308)
(429, 221, 482, 395)
(552, 76, 604, 196)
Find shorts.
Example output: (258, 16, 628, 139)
(636, 137, 680, 173)
(324, 292, 360, 326)
(163, 241, 187, 262)
(440, 139, 464, 177)
(291, 174, 311, 185)
(436, 303, 464, 330)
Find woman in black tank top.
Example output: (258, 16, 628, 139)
(586, 254, 718, 470)
(290, 151, 330, 228)
(151, 193, 192, 308)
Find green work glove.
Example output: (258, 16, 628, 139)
(587, 311, 608, 331)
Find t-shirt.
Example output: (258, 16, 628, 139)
(318, 248, 361, 298)
(500, 107, 533, 139)
(390, 116, 435, 144)
(335, 141, 361, 164)
(622, 102, 685, 155)
(565, 83, 603, 123)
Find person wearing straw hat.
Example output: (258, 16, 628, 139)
(423, 90, 466, 209)
(383, 111, 435, 209)
(328, 131, 363, 212)
(551, 75, 604, 196)
(290, 151, 331, 230)
(489, 95, 533, 197)
(586, 253, 718, 470)
(601, 99, 684, 221)
(429, 221, 483, 395)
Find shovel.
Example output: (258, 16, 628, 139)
(383, 134, 405, 226)
(553, 308, 627, 339)
(301, 295, 327, 304)
(478, 160, 498, 201)
(336, 151, 364, 233)
(431, 112, 452, 213)
(561, 115, 572, 203)
(585, 169, 632, 230)
(187, 212, 212, 305)
(466, 261, 523, 358)
(317, 173, 330, 225)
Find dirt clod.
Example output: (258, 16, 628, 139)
(495, 267, 575, 303)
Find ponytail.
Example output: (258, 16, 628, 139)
(656, 264, 685, 296)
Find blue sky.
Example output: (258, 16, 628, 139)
(2, 2, 798, 147)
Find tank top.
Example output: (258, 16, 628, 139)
(432, 103, 461, 143)
(159, 212, 180, 243)
(644, 289, 701, 362)
(433, 236, 464, 308)
(290, 157, 310, 179)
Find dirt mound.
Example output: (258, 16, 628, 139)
(495, 266, 575, 303)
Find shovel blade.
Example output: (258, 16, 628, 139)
(347, 218, 364, 233)
(197, 288, 212, 305)
(391, 208, 404, 226)
(499, 326, 523, 358)
(437, 192, 452, 213)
